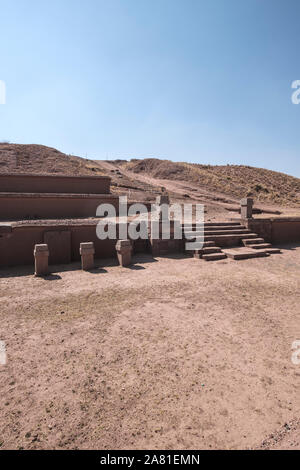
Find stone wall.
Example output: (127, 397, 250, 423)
(271, 218, 300, 243)
(0, 219, 184, 268)
(243, 217, 300, 244)
(0, 222, 154, 267)
(0, 193, 119, 220)
(0, 223, 120, 267)
(0, 174, 111, 194)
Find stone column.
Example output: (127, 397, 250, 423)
(34, 244, 49, 276)
(156, 194, 170, 206)
(80, 242, 95, 271)
(116, 240, 132, 267)
(240, 198, 253, 219)
(156, 194, 170, 222)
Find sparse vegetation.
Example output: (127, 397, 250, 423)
(1, 144, 300, 207)
(123, 158, 300, 206)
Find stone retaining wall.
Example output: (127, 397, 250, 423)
(0, 174, 111, 194)
(0, 193, 119, 220)
(243, 217, 300, 244)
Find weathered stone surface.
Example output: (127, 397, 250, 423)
(80, 242, 95, 271)
(80, 242, 95, 253)
(116, 239, 131, 250)
(34, 244, 49, 276)
(156, 194, 170, 221)
(116, 240, 132, 267)
(240, 197, 253, 206)
(240, 198, 253, 219)
(156, 194, 170, 205)
(222, 247, 268, 260)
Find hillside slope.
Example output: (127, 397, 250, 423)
(121, 158, 300, 206)
(1, 144, 300, 212)
(0, 143, 103, 176)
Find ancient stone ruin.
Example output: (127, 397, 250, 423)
(0, 173, 300, 270)
(116, 240, 132, 267)
(34, 244, 49, 276)
(80, 242, 95, 271)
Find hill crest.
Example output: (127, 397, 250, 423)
(1, 143, 300, 208)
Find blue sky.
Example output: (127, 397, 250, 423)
(0, 0, 300, 176)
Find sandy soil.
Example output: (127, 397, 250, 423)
(0, 247, 300, 450)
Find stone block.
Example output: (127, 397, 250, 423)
(156, 194, 170, 205)
(80, 242, 95, 271)
(34, 244, 49, 276)
(240, 197, 253, 219)
(116, 240, 132, 267)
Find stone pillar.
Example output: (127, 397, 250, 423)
(34, 244, 49, 276)
(156, 194, 170, 206)
(240, 198, 253, 219)
(116, 240, 132, 267)
(80, 242, 95, 271)
(156, 194, 170, 222)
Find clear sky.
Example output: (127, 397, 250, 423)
(1, 0, 300, 176)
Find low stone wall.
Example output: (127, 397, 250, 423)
(0, 219, 183, 268)
(243, 217, 300, 244)
(271, 218, 300, 243)
(0, 223, 122, 267)
(0, 193, 119, 220)
(242, 218, 272, 242)
(0, 174, 111, 194)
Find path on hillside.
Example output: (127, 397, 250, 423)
(94, 159, 293, 220)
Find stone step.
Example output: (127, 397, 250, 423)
(250, 243, 272, 249)
(260, 247, 281, 254)
(205, 229, 251, 236)
(183, 231, 204, 238)
(185, 229, 251, 237)
(203, 241, 216, 247)
(181, 224, 243, 231)
(202, 246, 222, 255)
(243, 238, 265, 245)
(202, 247, 222, 254)
(193, 247, 221, 258)
(204, 233, 258, 241)
(204, 225, 247, 231)
(193, 244, 220, 258)
(190, 241, 216, 249)
(182, 222, 242, 228)
(202, 253, 227, 261)
(204, 222, 242, 227)
(223, 248, 269, 260)
(183, 225, 245, 231)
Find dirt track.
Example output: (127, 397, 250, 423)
(2, 144, 300, 221)
(0, 247, 300, 450)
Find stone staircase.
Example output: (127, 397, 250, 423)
(183, 222, 281, 261)
(241, 237, 281, 254)
(193, 241, 227, 261)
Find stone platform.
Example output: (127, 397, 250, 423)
(184, 221, 282, 261)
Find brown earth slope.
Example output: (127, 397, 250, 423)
(1, 144, 300, 217)
(121, 158, 300, 206)
(0, 143, 104, 176)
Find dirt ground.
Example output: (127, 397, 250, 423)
(0, 246, 300, 450)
